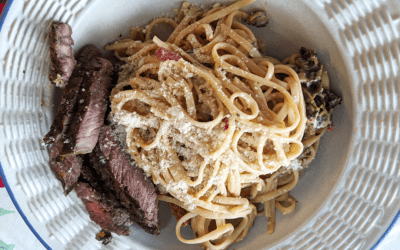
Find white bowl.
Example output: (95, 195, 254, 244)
(1, 0, 400, 249)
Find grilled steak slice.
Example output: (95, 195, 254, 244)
(61, 56, 113, 156)
(79, 156, 134, 236)
(105, 56, 125, 120)
(43, 76, 81, 144)
(89, 125, 160, 234)
(43, 45, 103, 145)
(74, 182, 133, 236)
(48, 139, 82, 195)
(78, 44, 103, 62)
(108, 56, 125, 77)
(49, 22, 76, 88)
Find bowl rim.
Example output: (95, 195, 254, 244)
(0, 0, 399, 249)
(0, 161, 51, 249)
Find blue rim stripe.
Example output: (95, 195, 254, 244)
(0, 0, 13, 32)
(371, 209, 400, 250)
(0, 162, 52, 250)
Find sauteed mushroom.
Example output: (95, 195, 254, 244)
(247, 10, 269, 27)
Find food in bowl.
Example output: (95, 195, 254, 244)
(43, 0, 341, 249)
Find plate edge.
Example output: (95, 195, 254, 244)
(0, 161, 52, 250)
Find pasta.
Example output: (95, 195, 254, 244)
(105, 0, 340, 249)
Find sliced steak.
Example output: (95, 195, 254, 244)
(48, 139, 82, 195)
(61, 56, 113, 156)
(78, 156, 133, 237)
(89, 125, 160, 234)
(74, 182, 133, 236)
(43, 45, 103, 145)
(108, 56, 125, 77)
(105, 56, 125, 120)
(43, 76, 81, 144)
(78, 44, 103, 62)
(49, 22, 76, 88)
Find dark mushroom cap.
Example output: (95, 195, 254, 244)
(247, 10, 269, 28)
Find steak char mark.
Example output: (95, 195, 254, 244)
(49, 22, 76, 88)
(43, 45, 102, 145)
(61, 55, 113, 156)
(48, 139, 82, 195)
(89, 125, 160, 235)
(44, 23, 160, 243)
(74, 182, 133, 236)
